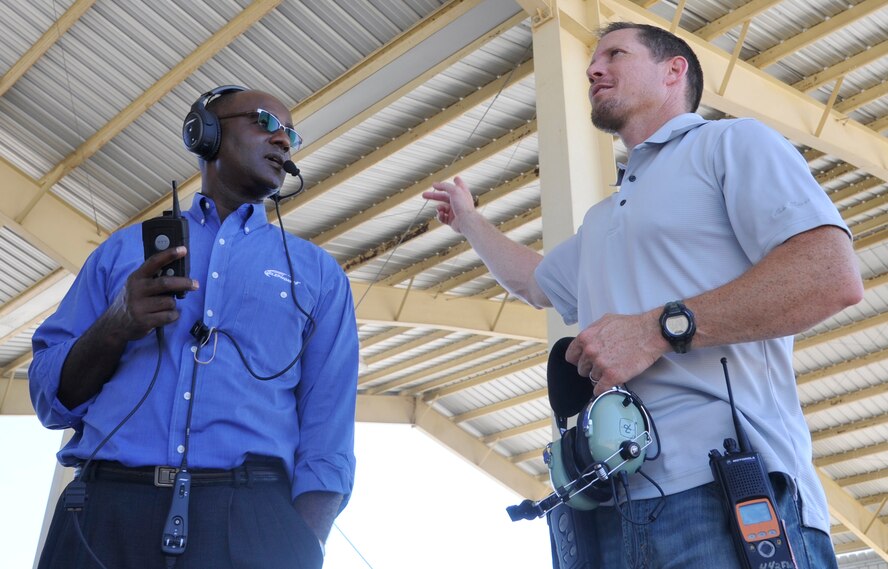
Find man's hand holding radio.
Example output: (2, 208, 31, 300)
(107, 246, 197, 342)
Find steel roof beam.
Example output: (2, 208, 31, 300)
(15, 0, 283, 225)
(366, 338, 520, 394)
(283, 58, 534, 213)
(309, 120, 537, 245)
(693, 0, 780, 41)
(380, 205, 540, 287)
(413, 345, 546, 398)
(746, 0, 887, 69)
(356, 394, 550, 499)
(819, 470, 888, 563)
(0, 0, 95, 98)
(341, 167, 538, 274)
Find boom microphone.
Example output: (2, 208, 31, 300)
(547, 336, 595, 419)
(283, 160, 300, 176)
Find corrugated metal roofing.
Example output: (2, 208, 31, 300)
(2, 0, 888, 564)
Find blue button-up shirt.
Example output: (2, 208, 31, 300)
(30, 194, 358, 506)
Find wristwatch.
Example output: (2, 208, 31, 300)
(659, 301, 696, 354)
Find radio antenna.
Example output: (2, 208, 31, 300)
(720, 357, 751, 453)
(171, 180, 181, 218)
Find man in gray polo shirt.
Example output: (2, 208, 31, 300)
(424, 22, 862, 569)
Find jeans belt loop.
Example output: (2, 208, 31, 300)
(154, 466, 179, 487)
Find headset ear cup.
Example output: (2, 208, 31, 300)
(182, 85, 246, 160)
(182, 105, 221, 160)
(547, 427, 609, 510)
(182, 109, 204, 155)
(560, 428, 582, 482)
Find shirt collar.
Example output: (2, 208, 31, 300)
(189, 193, 269, 233)
(614, 113, 709, 185)
(639, 112, 708, 146)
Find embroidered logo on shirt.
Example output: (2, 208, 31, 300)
(264, 269, 301, 286)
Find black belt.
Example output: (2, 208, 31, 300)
(81, 460, 286, 487)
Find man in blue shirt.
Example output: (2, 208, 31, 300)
(30, 87, 358, 568)
(425, 22, 862, 569)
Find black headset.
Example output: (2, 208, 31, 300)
(182, 85, 247, 160)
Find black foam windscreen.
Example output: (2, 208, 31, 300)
(283, 160, 300, 176)
(547, 336, 594, 418)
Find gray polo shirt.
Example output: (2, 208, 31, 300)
(535, 113, 848, 533)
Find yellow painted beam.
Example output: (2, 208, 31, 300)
(379, 206, 540, 287)
(420, 350, 548, 399)
(694, 0, 779, 41)
(310, 120, 537, 245)
(351, 282, 546, 342)
(836, 79, 888, 114)
(0, 0, 95, 97)
(452, 387, 546, 422)
(292, 11, 528, 166)
(291, 0, 487, 124)
(356, 394, 550, 499)
(819, 470, 888, 563)
(812, 413, 888, 443)
(793, 39, 888, 93)
(288, 58, 534, 212)
(0, 157, 101, 272)
(16, 0, 283, 224)
(747, 0, 887, 69)
(360, 335, 479, 387)
(0, 378, 33, 415)
(367, 338, 523, 394)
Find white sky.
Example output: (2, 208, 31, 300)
(0, 417, 551, 569)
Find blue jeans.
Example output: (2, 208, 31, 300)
(550, 473, 837, 569)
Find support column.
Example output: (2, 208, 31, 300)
(530, 0, 615, 340)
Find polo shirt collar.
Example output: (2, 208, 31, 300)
(638, 112, 707, 147)
(615, 113, 708, 185)
(190, 193, 269, 233)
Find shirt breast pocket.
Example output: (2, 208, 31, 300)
(231, 276, 316, 381)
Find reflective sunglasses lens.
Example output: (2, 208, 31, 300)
(258, 109, 301, 148)
(286, 128, 302, 149)
(259, 110, 282, 133)
(257, 110, 271, 130)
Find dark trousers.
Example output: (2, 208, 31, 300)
(38, 465, 323, 569)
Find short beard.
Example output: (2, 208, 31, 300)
(590, 100, 625, 133)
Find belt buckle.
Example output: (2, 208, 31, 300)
(154, 466, 178, 487)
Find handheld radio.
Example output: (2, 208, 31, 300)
(708, 358, 796, 568)
(142, 180, 189, 297)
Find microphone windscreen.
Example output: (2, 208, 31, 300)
(283, 160, 300, 176)
(547, 336, 594, 418)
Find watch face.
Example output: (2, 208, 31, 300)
(665, 314, 690, 336)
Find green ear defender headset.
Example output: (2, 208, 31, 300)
(507, 337, 662, 522)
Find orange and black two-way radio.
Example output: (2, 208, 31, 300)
(708, 358, 797, 569)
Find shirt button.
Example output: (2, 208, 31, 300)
(190, 346, 198, 353)
(628, 175, 637, 182)
(177, 445, 185, 454)
(200, 218, 206, 225)
(207, 309, 214, 318)
(212, 271, 219, 279)
(218, 238, 226, 245)
(245, 227, 250, 234)
(620, 199, 627, 206)
(280, 292, 288, 299)
(202, 201, 210, 209)
(184, 392, 191, 400)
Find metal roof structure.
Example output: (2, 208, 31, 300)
(2, 0, 888, 566)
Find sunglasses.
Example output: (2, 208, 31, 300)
(217, 108, 302, 149)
